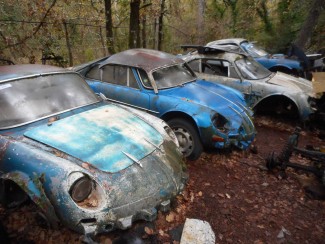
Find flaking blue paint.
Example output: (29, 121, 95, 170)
(24, 105, 163, 173)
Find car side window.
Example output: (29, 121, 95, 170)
(86, 64, 101, 80)
(137, 69, 153, 88)
(202, 59, 229, 77)
(187, 60, 200, 72)
(101, 65, 139, 89)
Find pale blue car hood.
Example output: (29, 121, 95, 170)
(24, 104, 163, 173)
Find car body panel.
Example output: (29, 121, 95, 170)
(206, 38, 303, 73)
(24, 104, 163, 173)
(0, 65, 187, 235)
(182, 50, 322, 120)
(75, 49, 256, 152)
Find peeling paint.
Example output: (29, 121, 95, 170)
(0, 66, 186, 236)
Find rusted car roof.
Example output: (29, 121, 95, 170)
(207, 38, 247, 46)
(100, 49, 184, 72)
(0, 64, 65, 81)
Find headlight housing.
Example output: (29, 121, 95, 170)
(212, 113, 229, 133)
(70, 176, 93, 203)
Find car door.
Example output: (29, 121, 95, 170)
(188, 58, 255, 106)
(85, 64, 150, 109)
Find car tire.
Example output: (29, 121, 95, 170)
(167, 118, 203, 160)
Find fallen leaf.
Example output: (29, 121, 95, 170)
(144, 226, 154, 235)
(166, 212, 175, 223)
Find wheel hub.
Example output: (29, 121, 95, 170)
(173, 127, 193, 157)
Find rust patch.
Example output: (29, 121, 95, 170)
(0, 141, 10, 160)
(52, 149, 67, 159)
(81, 162, 96, 173)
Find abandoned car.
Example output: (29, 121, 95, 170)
(0, 64, 187, 236)
(206, 38, 324, 78)
(181, 45, 324, 122)
(75, 49, 256, 160)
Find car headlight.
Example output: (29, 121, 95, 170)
(70, 176, 93, 203)
(212, 113, 228, 133)
(164, 125, 179, 147)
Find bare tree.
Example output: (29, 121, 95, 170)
(197, 0, 205, 43)
(63, 20, 73, 66)
(104, 0, 115, 54)
(141, 0, 152, 48)
(129, 0, 141, 48)
(294, 0, 325, 49)
(157, 0, 165, 50)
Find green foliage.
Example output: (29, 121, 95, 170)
(0, 0, 323, 64)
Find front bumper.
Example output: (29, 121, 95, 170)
(56, 142, 188, 236)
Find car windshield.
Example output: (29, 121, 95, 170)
(152, 64, 196, 89)
(0, 73, 99, 129)
(235, 57, 272, 80)
(240, 42, 268, 58)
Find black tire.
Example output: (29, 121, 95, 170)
(167, 118, 203, 160)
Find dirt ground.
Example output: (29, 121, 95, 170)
(1, 115, 325, 243)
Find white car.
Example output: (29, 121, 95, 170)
(181, 45, 325, 122)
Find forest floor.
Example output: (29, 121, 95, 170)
(1, 115, 325, 244)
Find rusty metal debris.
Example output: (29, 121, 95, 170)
(266, 127, 325, 184)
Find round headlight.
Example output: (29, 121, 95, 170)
(70, 177, 92, 202)
(212, 113, 228, 133)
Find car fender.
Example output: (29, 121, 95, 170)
(256, 57, 302, 71)
(0, 171, 59, 227)
(157, 101, 217, 146)
(253, 92, 311, 119)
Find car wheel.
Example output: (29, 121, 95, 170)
(167, 118, 203, 160)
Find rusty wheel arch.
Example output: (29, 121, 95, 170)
(161, 111, 199, 133)
(0, 173, 59, 228)
(0, 179, 29, 208)
(253, 95, 299, 118)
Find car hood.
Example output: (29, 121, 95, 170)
(24, 104, 163, 173)
(267, 72, 314, 97)
(161, 80, 249, 119)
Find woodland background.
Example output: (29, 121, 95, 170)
(0, 0, 324, 67)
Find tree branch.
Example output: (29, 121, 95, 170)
(1, 0, 57, 50)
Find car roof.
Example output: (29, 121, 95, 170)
(206, 38, 247, 46)
(181, 44, 247, 57)
(184, 51, 245, 63)
(99, 49, 185, 72)
(0, 64, 66, 81)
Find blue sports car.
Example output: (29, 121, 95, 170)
(0, 64, 187, 236)
(75, 49, 256, 160)
(206, 39, 309, 76)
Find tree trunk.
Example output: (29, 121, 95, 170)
(104, 0, 115, 54)
(294, 0, 325, 49)
(63, 20, 73, 67)
(197, 0, 205, 44)
(157, 0, 165, 50)
(129, 0, 141, 49)
(99, 27, 108, 56)
(141, 0, 149, 48)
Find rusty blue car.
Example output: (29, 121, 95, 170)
(0, 64, 187, 236)
(74, 49, 256, 160)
